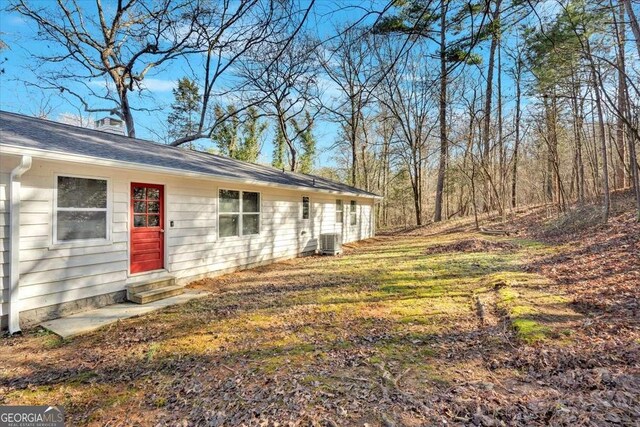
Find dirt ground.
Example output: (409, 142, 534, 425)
(1, 204, 638, 426)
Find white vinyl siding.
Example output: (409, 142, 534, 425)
(0, 154, 375, 325)
(0, 170, 8, 321)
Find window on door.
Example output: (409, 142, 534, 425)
(302, 196, 310, 220)
(350, 200, 357, 225)
(132, 186, 161, 228)
(219, 189, 260, 237)
(55, 175, 108, 242)
(335, 199, 343, 223)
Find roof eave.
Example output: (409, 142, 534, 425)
(0, 144, 383, 200)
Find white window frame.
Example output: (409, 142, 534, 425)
(350, 200, 357, 226)
(335, 199, 343, 224)
(53, 173, 111, 246)
(301, 196, 311, 220)
(218, 188, 261, 238)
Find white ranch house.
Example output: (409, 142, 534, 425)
(0, 111, 380, 333)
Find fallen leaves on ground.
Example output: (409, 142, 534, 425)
(1, 198, 638, 426)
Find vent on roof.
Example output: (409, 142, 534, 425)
(320, 233, 342, 256)
(95, 116, 125, 135)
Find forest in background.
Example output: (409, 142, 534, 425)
(5, 0, 640, 228)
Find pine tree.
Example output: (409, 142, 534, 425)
(167, 78, 200, 144)
(374, 0, 485, 223)
(236, 107, 266, 163)
(272, 126, 286, 170)
(211, 104, 240, 157)
(294, 111, 316, 174)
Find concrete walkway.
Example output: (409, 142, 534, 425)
(40, 290, 210, 339)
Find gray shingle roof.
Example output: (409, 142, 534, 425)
(0, 111, 380, 198)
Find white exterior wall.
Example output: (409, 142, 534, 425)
(0, 169, 9, 323)
(0, 155, 375, 321)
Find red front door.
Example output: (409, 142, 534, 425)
(130, 183, 164, 274)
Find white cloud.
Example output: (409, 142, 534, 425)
(139, 78, 176, 92)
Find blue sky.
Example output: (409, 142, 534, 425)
(0, 1, 378, 169)
(0, 1, 566, 169)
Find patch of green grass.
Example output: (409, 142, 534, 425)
(153, 396, 167, 408)
(103, 387, 138, 407)
(511, 318, 551, 343)
(146, 343, 160, 362)
(68, 371, 99, 385)
(33, 328, 67, 349)
(496, 274, 577, 344)
(498, 287, 519, 303)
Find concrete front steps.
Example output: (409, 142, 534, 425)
(126, 272, 184, 304)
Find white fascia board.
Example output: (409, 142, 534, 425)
(0, 144, 383, 200)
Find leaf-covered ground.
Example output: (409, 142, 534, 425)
(1, 208, 638, 426)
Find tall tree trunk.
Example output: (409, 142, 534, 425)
(586, 40, 610, 222)
(511, 55, 522, 208)
(623, 0, 640, 58)
(626, 113, 640, 221)
(119, 89, 136, 137)
(497, 39, 505, 219)
(360, 116, 370, 191)
(434, 0, 448, 222)
(569, 65, 586, 204)
(276, 109, 297, 172)
(350, 101, 359, 187)
(412, 151, 422, 226)
(616, 2, 627, 187)
(481, 0, 502, 212)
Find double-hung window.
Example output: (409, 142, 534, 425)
(335, 200, 343, 223)
(219, 189, 260, 237)
(350, 200, 357, 225)
(55, 175, 108, 242)
(302, 196, 310, 220)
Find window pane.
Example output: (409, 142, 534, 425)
(336, 200, 343, 211)
(242, 192, 260, 213)
(302, 197, 310, 220)
(58, 176, 107, 208)
(336, 210, 343, 223)
(219, 190, 240, 213)
(350, 201, 357, 225)
(134, 215, 146, 227)
(147, 188, 160, 200)
(148, 215, 160, 227)
(57, 211, 106, 241)
(133, 186, 146, 200)
(134, 201, 146, 213)
(242, 214, 260, 235)
(219, 214, 239, 237)
(148, 201, 159, 213)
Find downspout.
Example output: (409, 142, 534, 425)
(8, 155, 32, 334)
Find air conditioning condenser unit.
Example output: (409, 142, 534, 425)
(320, 233, 342, 255)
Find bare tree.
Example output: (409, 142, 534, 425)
(11, 0, 210, 137)
(169, 0, 315, 147)
(319, 26, 379, 187)
(376, 43, 438, 225)
(238, 31, 322, 171)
